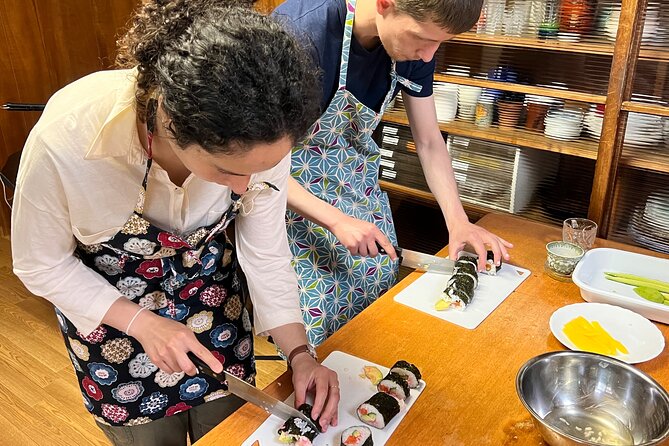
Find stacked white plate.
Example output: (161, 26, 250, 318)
(583, 105, 604, 139)
(604, 6, 666, 45)
(433, 81, 458, 123)
(457, 85, 482, 121)
(544, 107, 584, 140)
(444, 65, 471, 78)
(625, 112, 666, 147)
(525, 94, 561, 107)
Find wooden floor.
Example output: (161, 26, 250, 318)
(0, 236, 286, 445)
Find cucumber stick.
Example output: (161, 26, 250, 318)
(604, 272, 669, 293)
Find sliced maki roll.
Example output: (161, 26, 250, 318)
(390, 360, 422, 389)
(444, 286, 472, 309)
(277, 403, 319, 445)
(485, 250, 501, 275)
(377, 371, 410, 400)
(456, 255, 478, 269)
(341, 426, 374, 446)
(446, 274, 476, 296)
(453, 259, 477, 277)
(357, 392, 401, 429)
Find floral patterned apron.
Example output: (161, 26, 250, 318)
(57, 111, 274, 427)
(287, 0, 423, 346)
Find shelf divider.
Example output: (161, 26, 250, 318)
(382, 109, 599, 160)
(451, 32, 669, 62)
(433, 73, 607, 104)
(622, 101, 669, 117)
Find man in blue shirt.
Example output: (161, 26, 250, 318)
(275, 0, 514, 346)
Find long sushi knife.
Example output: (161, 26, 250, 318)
(395, 247, 456, 274)
(379, 244, 500, 275)
(186, 352, 319, 431)
(377, 244, 454, 274)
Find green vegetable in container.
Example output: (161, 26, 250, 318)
(604, 272, 669, 294)
(633, 286, 666, 304)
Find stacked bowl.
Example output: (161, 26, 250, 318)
(433, 82, 458, 123)
(544, 106, 584, 140)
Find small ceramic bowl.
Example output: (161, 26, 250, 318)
(545, 241, 585, 279)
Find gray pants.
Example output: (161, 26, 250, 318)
(96, 395, 245, 446)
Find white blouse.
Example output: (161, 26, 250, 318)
(11, 69, 302, 336)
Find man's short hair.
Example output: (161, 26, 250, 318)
(395, 0, 484, 34)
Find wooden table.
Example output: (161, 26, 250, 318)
(196, 213, 669, 446)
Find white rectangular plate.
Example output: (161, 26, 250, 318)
(393, 263, 531, 329)
(572, 247, 669, 324)
(241, 350, 426, 446)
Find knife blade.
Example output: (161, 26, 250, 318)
(394, 246, 456, 275)
(186, 353, 319, 432)
(378, 244, 500, 275)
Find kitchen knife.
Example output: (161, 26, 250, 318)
(186, 352, 319, 432)
(378, 244, 500, 275)
(392, 246, 456, 275)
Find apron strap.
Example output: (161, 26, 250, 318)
(337, 0, 357, 89)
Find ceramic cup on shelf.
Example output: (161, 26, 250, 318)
(525, 102, 550, 130)
(545, 241, 585, 281)
(457, 85, 483, 121)
(563, 217, 598, 250)
(497, 100, 523, 128)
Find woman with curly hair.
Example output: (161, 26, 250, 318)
(11, 1, 339, 444)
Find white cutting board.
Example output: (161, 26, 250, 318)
(241, 350, 426, 446)
(393, 263, 530, 329)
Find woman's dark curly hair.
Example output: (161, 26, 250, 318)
(116, 0, 320, 154)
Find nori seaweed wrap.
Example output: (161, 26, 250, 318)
(485, 250, 502, 275)
(377, 371, 411, 400)
(447, 274, 476, 296)
(454, 259, 477, 277)
(390, 360, 422, 389)
(277, 403, 319, 444)
(357, 392, 401, 429)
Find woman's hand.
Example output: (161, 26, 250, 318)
(447, 220, 513, 271)
(329, 214, 397, 259)
(290, 354, 340, 432)
(131, 310, 222, 376)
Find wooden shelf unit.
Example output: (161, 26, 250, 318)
(622, 101, 669, 117)
(452, 32, 669, 62)
(433, 73, 607, 104)
(382, 109, 599, 160)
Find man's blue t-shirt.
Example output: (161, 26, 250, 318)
(273, 0, 435, 113)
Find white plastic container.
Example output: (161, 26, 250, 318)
(572, 247, 669, 324)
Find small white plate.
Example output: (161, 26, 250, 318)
(549, 302, 665, 364)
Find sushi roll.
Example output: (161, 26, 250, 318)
(485, 250, 501, 275)
(454, 259, 477, 277)
(357, 392, 401, 429)
(443, 284, 473, 310)
(446, 273, 476, 295)
(390, 360, 422, 389)
(341, 426, 374, 446)
(377, 371, 410, 400)
(456, 255, 478, 269)
(277, 403, 319, 445)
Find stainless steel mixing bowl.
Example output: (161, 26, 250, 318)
(516, 351, 669, 445)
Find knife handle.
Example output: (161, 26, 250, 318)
(375, 242, 403, 259)
(187, 352, 228, 390)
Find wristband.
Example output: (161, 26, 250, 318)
(287, 344, 317, 366)
(125, 307, 146, 336)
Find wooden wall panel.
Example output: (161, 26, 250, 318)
(0, 0, 139, 236)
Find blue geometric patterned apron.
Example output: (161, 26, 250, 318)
(287, 0, 422, 346)
(57, 111, 276, 427)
